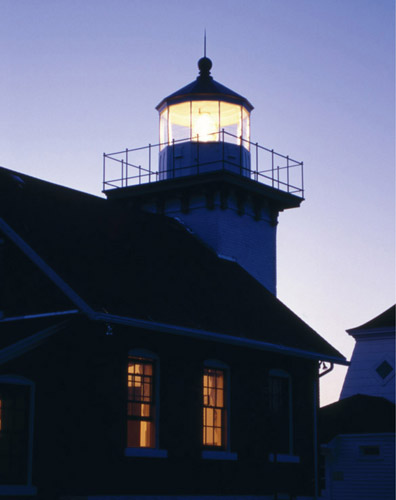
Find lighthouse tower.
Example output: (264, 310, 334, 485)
(103, 57, 304, 295)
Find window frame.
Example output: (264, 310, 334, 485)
(268, 369, 294, 457)
(0, 375, 36, 496)
(201, 360, 236, 460)
(124, 349, 167, 458)
(373, 358, 394, 385)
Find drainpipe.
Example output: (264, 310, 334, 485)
(313, 373, 319, 500)
(315, 362, 334, 499)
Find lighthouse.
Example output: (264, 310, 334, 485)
(156, 56, 252, 179)
(103, 56, 304, 295)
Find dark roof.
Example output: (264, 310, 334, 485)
(319, 394, 395, 443)
(156, 57, 253, 112)
(0, 316, 73, 350)
(347, 305, 395, 333)
(0, 166, 344, 361)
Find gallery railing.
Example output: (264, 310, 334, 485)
(102, 130, 304, 198)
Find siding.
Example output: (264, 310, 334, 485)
(340, 335, 395, 403)
(321, 433, 395, 500)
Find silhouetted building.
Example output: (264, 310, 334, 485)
(341, 305, 395, 403)
(0, 57, 346, 500)
(319, 306, 395, 500)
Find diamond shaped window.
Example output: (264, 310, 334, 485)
(375, 360, 393, 380)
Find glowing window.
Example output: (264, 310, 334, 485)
(127, 357, 155, 448)
(203, 367, 225, 448)
(191, 101, 220, 142)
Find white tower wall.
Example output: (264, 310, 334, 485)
(143, 191, 278, 294)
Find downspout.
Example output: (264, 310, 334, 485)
(315, 362, 334, 499)
(313, 371, 319, 500)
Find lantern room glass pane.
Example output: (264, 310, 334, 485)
(219, 102, 242, 145)
(159, 109, 168, 150)
(242, 106, 250, 150)
(168, 102, 190, 143)
(191, 101, 220, 142)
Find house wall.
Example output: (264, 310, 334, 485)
(320, 433, 395, 500)
(0, 319, 318, 499)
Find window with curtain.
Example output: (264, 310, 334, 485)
(127, 356, 155, 448)
(203, 367, 226, 448)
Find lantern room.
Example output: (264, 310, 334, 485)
(156, 57, 253, 179)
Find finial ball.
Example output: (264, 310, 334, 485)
(198, 57, 212, 76)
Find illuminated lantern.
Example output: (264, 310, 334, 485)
(156, 57, 253, 179)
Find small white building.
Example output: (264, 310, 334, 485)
(340, 305, 395, 403)
(319, 305, 395, 500)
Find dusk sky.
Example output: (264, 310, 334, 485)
(2, 0, 394, 405)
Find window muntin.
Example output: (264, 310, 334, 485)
(127, 357, 155, 448)
(203, 367, 226, 448)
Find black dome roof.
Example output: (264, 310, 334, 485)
(156, 58, 253, 112)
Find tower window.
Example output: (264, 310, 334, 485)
(375, 360, 393, 380)
(203, 367, 226, 448)
(127, 356, 155, 448)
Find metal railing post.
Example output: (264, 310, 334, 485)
(172, 139, 175, 178)
(121, 159, 124, 188)
(197, 135, 200, 175)
(301, 161, 304, 198)
(287, 155, 290, 192)
(102, 153, 106, 191)
(222, 129, 225, 171)
(126, 148, 129, 187)
(255, 142, 258, 181)
(149, 143, 151, 183)
(239, 136, 242, 175)
(271, 150, 274, 188)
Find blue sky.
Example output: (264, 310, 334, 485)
(2, 0, 394, 405)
